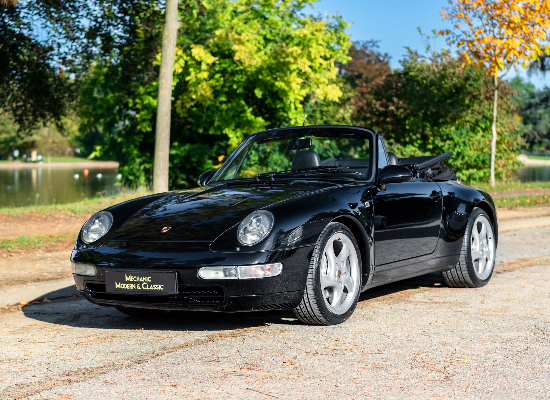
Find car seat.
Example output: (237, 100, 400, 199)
(292, 150, 320, 170)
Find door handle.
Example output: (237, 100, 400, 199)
(430, 191, 442, 199)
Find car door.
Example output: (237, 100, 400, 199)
(372, 179, 442, 281)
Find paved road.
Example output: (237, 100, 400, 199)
(1, 228, 549, 399)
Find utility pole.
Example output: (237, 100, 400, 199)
(153, 0, 179, 193)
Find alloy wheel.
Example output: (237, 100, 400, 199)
(320, 233, 360, 314)
(470, 214, 495, 280)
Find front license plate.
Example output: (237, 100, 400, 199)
(105, 271, 177, 295)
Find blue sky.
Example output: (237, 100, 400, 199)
(307, 0, 549, 89)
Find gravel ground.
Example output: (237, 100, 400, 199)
(0, 228, 549, 399)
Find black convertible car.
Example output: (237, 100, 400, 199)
(71, 125, 497, 325)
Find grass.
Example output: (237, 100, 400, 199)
(494, 194, 550, 208)
(46, 157, 89, 163)
(473, 180, 550, 193)
(0, 189, 151, 217)
(527, 155, 550, 160)
(0, 232, 75, 252)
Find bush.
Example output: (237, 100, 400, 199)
(352, 51, 523, 182)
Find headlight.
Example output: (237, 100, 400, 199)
(237, 210, 274, 246)
(81, 211, 113, 244)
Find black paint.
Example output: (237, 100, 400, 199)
(71, 126, 498, 313)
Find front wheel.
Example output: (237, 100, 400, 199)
(442, 208, 496, 288)
(294, 222, 362, 325)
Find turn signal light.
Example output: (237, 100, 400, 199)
(198, 263, 283, 280)
(71, 262, 97, 276)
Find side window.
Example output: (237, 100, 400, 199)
(377, 137, 388, 172)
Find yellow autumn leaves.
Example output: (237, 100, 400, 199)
(440, 0, 550, 73)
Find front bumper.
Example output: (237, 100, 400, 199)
(72, 241, 312, 312)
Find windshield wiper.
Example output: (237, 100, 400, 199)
(253, 166, 365, 181)
(254, 171, 293, 181)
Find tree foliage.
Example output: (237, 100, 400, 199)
(354, 51, 523, 181)
(511, 77, 550, 147)
(439, 0, 550, 185)
(0, 1, 75, 131)
(81, 0, 351, 188)
(440, 0, 550, 72)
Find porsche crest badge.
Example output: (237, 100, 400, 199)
(160, 226, 172, 233)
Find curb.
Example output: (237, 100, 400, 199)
(0, 278, 78, 308)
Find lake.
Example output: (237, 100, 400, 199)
(517, 166, 550, 182)
(1, 165, 549, 208)
(0, 167, 122, 208)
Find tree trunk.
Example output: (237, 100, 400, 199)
(153, 0, 179, 193)
(490, 71, 499, 187)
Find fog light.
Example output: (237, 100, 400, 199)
(71, 262, 96, 276)
(198, 263, 283, 280)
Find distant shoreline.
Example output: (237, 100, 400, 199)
(0, 161, 119, 170)
(518, 154, 550, 167)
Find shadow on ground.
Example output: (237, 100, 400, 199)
(21, 272, 448, 331)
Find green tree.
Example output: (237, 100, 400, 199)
(81, 0, 351, 188)
(357, 51, 523, 182)
(305, 40, 392, 128)
(511, 77, 550, 148)
(0, 1, 75, 131)
(439, 0, 550, 186)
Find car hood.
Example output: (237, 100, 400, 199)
(108, 181, 340, 242)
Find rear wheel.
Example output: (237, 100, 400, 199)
(442, 208, 496, 288)
(294, 222, 362, 325)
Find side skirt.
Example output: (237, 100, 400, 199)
(364, 256, 458, 290)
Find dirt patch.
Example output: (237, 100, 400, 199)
(0, 212, 87, 240)
(0, 250, 72, 288)
(491, 188, 550, 198)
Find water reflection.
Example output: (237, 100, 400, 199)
(518, 167, 550, 182)
(0, 167, 120, 208)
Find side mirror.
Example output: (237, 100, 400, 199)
(379, 165, 412, 190)
(197, 170, 214, 187)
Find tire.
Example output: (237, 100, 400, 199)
(442, 208, 496, 288)
(294, 222, 362, 325)
(115, 306, 166, 317)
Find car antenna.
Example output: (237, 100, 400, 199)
(302, 114, 307, 126)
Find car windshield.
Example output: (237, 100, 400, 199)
(211, 127, 373, 182)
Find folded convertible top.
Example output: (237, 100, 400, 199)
(398, 152, 453, 170)
(398, 152, 456, 181)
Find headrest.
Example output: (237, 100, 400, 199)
(292, 150, 320, 171)
(388, 152, 398, 166)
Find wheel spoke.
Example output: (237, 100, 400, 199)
(325, 241, 336, 275)
(343, 276, 354, 293)
(471, 248, 483, 261)
(331, 282, 343, 306)
(320, 273, 336, 291)
(479, 223, 487, 243)
(471, 225, 480, 247)
(336, 242, 351, 263)
(477, 255, 487, 275)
